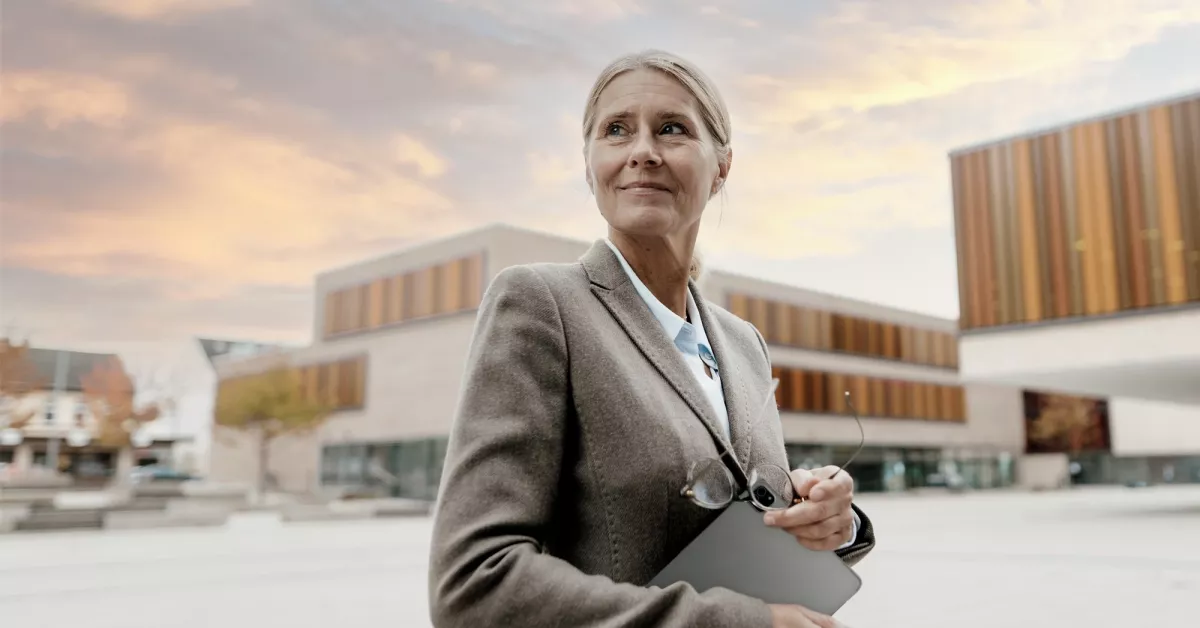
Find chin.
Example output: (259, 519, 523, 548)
(606, 203, 680, 236)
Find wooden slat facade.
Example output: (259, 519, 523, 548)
(953, 94, 1200, 330)
(729, 294, 958, 369)
(323, 252, 486, 339)
(772, 366, 966, 422)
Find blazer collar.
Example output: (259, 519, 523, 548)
(582, 240, 752, 486)
(691, 289, 755, 469)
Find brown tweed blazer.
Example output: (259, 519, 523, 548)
(428, 241, 875, 627)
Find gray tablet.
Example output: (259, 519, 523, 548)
(648, 502, 862, 615)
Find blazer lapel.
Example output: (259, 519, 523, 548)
(691, 286, 756, 470)
(581, 242, 738, 470)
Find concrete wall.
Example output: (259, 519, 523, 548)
(485, 224, 591, 277)
(1109, 398, 1200, 456)
(208, 428, 320, 494)
(210, 312, 480, 492)
(959, 307, 1200, 403)
(1017, 453, 1070, 490)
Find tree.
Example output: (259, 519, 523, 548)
(213, 364, 332, 499)
(0, 338, 45, 429)
(1028, 394, 1098, 454)
(80, 357, 161, 448)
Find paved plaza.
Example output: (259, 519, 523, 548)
(1, 486, 1197, 627)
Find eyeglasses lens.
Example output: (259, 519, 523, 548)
(687, 458, 735, 508)
(748, 464, 796, 511)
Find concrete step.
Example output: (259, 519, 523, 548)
(132, 483, 187, 498)
(15, 509, 105, 531)
(110, 497, 171, 512)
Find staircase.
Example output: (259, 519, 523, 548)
(15, 500, 104, 532)
(109, 483, 184, 513)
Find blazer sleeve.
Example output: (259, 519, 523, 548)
(745, 320, 877, 567)
(428, 265, 774, 628)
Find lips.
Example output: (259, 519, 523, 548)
(620, 182, 671, 192)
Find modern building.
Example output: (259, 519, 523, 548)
(178, 337, 290, 474)
(949, 91, 1200, 485)
(209, 224, 1029, 499)
(0, 344, 182, 484)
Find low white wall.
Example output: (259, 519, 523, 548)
(1109, 398, 1200, 456)
(1017, 453, 1070, 490)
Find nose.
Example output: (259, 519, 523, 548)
(627, 132, 662, 169)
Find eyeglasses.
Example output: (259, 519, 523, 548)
(680, 378, 866, 512)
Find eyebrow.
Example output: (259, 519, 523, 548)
(602, 110, 696, 122)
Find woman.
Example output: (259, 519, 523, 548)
(428, 50, 875, 628)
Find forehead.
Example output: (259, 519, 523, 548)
(595, 68, 700, 118)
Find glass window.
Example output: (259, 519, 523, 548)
(322, 437, 451, 500)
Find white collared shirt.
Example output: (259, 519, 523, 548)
(604, 239, 730, 439)
(604, 239, 859, 550)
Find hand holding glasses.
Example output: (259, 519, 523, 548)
(680, 378, 866, 512)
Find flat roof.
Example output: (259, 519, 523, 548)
(947, 89, 1200, 157)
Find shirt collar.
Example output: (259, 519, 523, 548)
(604, 239, 718, 371)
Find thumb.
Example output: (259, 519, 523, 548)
(789, 468, 820, 499)
(812, 465, 843, 480)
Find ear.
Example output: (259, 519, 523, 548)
(711, 147, 732, 196)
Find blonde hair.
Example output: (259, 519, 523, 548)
(582, 50, 731, 281)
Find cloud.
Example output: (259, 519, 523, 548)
(441, 0, 645, 22)
(2, 70, 458, 294)
(0, 266, 312, 347)
(4, 0, 1199, 347)
(737, 0, 1200, 126)
(0, 0, 591, 308)
(676, 0, 1200, 263)
(425, 50, 502, 85)
(528, 151, 577, 187)
(0, 71, 131, 128)
(73, 0, 251, 21)
(395, 135, 450, 178)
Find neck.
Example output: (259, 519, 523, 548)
(609, 228, 697, 318)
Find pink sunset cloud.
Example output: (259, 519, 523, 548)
(2, 0, 1198, 351)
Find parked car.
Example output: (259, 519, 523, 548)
(129, 466, 199, 484)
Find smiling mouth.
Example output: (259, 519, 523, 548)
(621, 184, 671, 192)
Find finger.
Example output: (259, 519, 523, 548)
(783, 511, 854, 541)
(796, 605, 840, 628)
(794, 476, 821, 501)
(809, 474, 854, 502)
(796, 527, 852, 552)
(767, 494, 852, 528)
(789, 468, 818, 499)
(765, 499, 830, 528)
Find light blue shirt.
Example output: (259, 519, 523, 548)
(604, 238, 859, 550)
(603, 239, 730, 439)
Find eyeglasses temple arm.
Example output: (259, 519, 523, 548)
(828, 390, 866, 480)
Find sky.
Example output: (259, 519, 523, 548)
(4, 0, 1200, 361)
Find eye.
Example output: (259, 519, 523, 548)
(660, 122, 688, 135)
(604, 122, 627, 137)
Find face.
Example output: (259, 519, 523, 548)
(585, 69, 729, 239)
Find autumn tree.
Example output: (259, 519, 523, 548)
(0, 338, 45, 429)
(214, 364, 332, 499)
(1028, 394, 1099, 455)
(81, 357, 161, 448)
